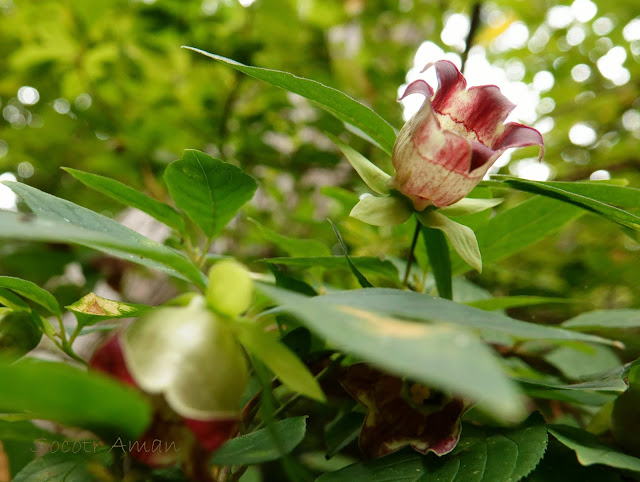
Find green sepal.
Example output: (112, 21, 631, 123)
(327, 134, 391, 195)
(350, 195, 413, 226)
(417, 210, 482, 273)
(441, 197, 503, 216)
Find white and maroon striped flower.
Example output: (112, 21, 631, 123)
(391, 60, 544, 210)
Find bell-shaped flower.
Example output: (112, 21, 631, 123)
(391, 60, 544, 210)
(333, 61, 544, 272)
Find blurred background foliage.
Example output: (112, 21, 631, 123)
(0, 0, 639, 318)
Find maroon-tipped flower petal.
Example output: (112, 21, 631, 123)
(183, 418, 238, 452)
(341, 364, 471, 459)
(392, 60, 544, 209)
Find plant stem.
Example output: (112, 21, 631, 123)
(402, 219, 421, 288)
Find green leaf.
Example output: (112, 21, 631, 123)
(237, 323, 325, 403)
(0, 276, 60, 316)
(327, 134, 391, 195)
(13, 449, 110, 482)
(257, 284, 525, 421)
(210, 416, 307, 465)
(421, 227, 452, 300)
(466, 296, 574, 311)
(500, 177, 640, 238)
(249, 218, 330, 257)
(164, 150, 258, 237)
(417, 210, 482, 273)
(66, 293, 151, 327)
(62, 167, 186, 233)
(0, 357, 151, 440)
(549, 424, 640, 472)
(350, 195, 413, 226)
(561, 310, 640, 351)
(324, 410, 365, 459)
(440, 197, 503, 217)
(319, 413, 547, 481)
(544, 344, 621, 380)
(185, 48, 397, 155)
(312, 289, 619, 347)
(0, 288, 31, 312)
(262, 256, 399, 282)
(328, 219, 373, 288)
(451, 196, 584, 275)
(0, 185, 205, 290)
(0, 419, 65, 443)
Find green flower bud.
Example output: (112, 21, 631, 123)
(0, 308, 42, 361)
(206, 260, 254, 317)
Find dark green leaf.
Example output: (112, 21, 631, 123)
(249, 218, 329, 257)
(185, 48, 397, 155)
(421, 227, 452, 300)
(62, 167, 186, 233)
(210, 416, 307, 465)
(549, 424, 640, 472)
(164, 150, 257, 238)
(324, 410, 364, 459)
(467, 296, 574, 311)
(0, 357, 151, 440)
(13, 449, 110, 482)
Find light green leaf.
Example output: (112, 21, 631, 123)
(314, 289, 619, 347)
(0, 357, 151, 440)
(164, 150, 257, 237)
(237, 323, 325, 403)
(561, 310, 640, 350)
(185, 48, 397, 155)
(441, 197, 503, 216)
(544, 344, 621, 380)
(417, 210, 482, 273)
(0, 288, 31, 312)
(549, 424, 640, 472)
(328, 134, 391, 195)
(66, 293, 151, 327)
(211, 416, 307, 465)
(451, 196, 584, 275)
(0, 185, 205, 290)
(257, 284, 525, 421)
(319, 413, 547, 482)
(466, 296, 573, 311)
(350, 195, 413, 226)
(249, 218, 330, 257)
(0, 276, 60, 316)
(62, 168, 186, 233)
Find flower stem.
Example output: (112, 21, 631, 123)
(402, 219, 422, 288)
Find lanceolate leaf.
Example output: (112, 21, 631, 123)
(328, 219, 372, 288)
(257, 284, 525, 421)
(62, 167, 186, 233)
(184, 47, 397, 155)
(211, 416, 307, 465)
(327, 134, 391, 195)
(164, 150, 258, 237)
(501, 177, 640, 238)
(0, 203, 206, 290)
(313, 289, 619, 347)
(467, 296, 573, 311)
(262, 257, 399, 282)
(66, 293, 151, 327)
(249, 218, 330, 257)
(237, 323, 325, 403)
(421, 227, 452, 300)
(0, 276, 60, 316)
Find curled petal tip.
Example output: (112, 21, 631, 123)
(399, 80, 434, 101)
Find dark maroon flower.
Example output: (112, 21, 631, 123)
(391, 60, 544, 210)
(341, 363, 471, 458)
